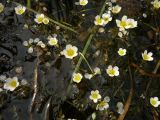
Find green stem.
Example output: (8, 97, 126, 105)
(79, 52, 94, 73)
(11, 1, 77, 34)
(27, 0, 31, 8)
(66, 0, 108, 94)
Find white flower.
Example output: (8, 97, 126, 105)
(142, 50, 154, 61)
(117, 102, 124, 108)
(118, 29, 129, 37)
(112, 5, 121, 14)
(104, 96, 110, 102)
(106, 65, 119, 77)
(96, 99, 109, 111)
(151, 0, 160, 9)
(34, 38, 40, 43)
(127, 18, 137, 28)
(29, 38, 34, 44)
(40, 43, 46, 48)
(94, 15, 104, 26)
(72, 73, 83, 83)
(150, 97, 160, 107)
(91, 113, 96, 120)
(117, 108, 124, 114)
(84, 73, 93, 80)
(15, 5, 26, 15)
(43, 17, 49, 24)
(118, 48, 127, 56)
(23, 41, 29, 46)
(4, 77, 19, 91)
(102, 13, 112, 25)
(98, 27, 105, 33)
(117, 102, 124, 114)
(37, 41, 46, 48)
(116, 16, 137, 30)
(118, 32, 123, 38)
(48, 36, 58, 46)
(79, 0, 88, 6)
(89, 90, 102, 103)
(0, 3, 4, 13)
(61, 44, 78, 59)
(37, 41, 43, 46)
(116, 15, 130, 30)
(34, 14, 45, 24)
(28, 47, 34, 53)
(93, 67, 101, 75)
(143, 13, 147, 18)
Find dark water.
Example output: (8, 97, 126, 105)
(0, 0, 160, 120)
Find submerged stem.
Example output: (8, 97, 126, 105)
(29, 58, 39, 120)
(66, 0, 108, 94)
(11, 1, 77, 33)
(27, 0, 31, 8)
(79, 52, 94, 73)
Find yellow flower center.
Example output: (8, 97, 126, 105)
(66, 49, 75, 56)
(37, 17, 44, 23)
(18, 9, 24, 14)
(97, 18, 102, 24)
(81, 1, 86, 5)
(151, 99, 157, 106)
(104, 17, 109, 22)
(143, 54, 149, 60)
(98, 100, 106, 107)
(92, 93, 98, 99)
(108, 69, 115, 75)
(74, 75, 81, 81)
(49, 39, 57, 45)
(119, 50, 124, 55)
(9, 80, 17, 88)
(120, 21, 127, 27)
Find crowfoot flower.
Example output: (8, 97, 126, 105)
(15, 5, 26, 15)
(89, 90, 101, 103)
(94, 15, 104, 26)
(106, 65, 119, 77)
(79, 0, 88, 6)
(72, 73, 83, 83)
(150, 97, 160, 107)
(116, 16, 130, 30)
(151, 0, 160, 9)
(4, 77, 19, 91)
(142, 50, 154, 61)
(96, 99, 109, 111)
(48, 36, 58, 46)
(61, 44, 78, 59)
(127, 18, 137, 28)
(43, 17, 49, 24)
(117, 102, 124, 114)
(102, 13, 112, 25)
(118, 48, 127, 56)
(112, 5, 121, 14)
(34, 14, 45, 24)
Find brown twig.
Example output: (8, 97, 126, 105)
(145, 60, 160, 95)
(118, 64, 133, 120)
(131, 62, 160, 77)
